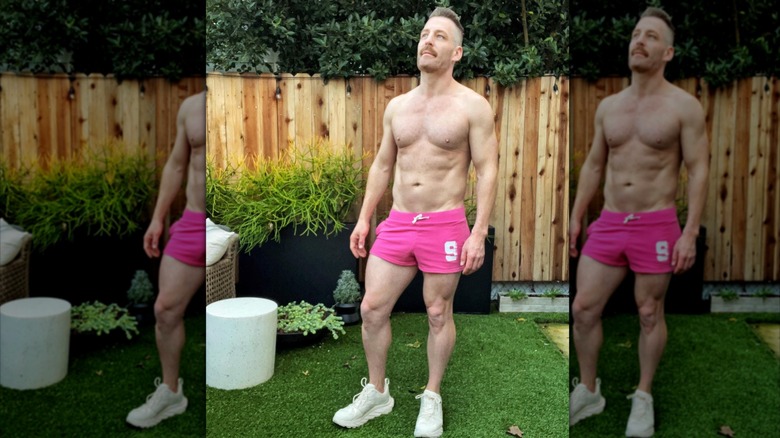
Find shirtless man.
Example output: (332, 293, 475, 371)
(126, 90, 206, 428)
(568, 8, 709, 437)
(331, 7, 497, 438)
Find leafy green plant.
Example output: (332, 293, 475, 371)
(0, 0, 204, 79)
(207, 0, 569, 83)
(0, 143, 156, 250)
(506, 289, 528, 301)
(71, 301, 139, 340)
(717, 289, 739, 302)
(207, 138, 364, 250)
(542, 288, 562, 300)
(276, 301, 346, 339)
(753, 287, 776, 299)
(333, 270, 362, 305)
(127, 270, 154, 306)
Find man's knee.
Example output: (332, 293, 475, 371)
(154, 295, 184, 327)
(572, 297, 600, 329)
(637, 301, 663, 332)
(425, 302, 452, 331)
(360, 296, 390, 328)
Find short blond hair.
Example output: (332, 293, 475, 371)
(429, 7, 464, 46)
(640, 7, 674, 45)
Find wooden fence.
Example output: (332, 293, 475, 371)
(0, 73, 205, 171)
(207, 73, 571, 282)
(571, 77, 779, 282)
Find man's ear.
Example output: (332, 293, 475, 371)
(663, 45, 674, 62)
(452, 45, 463, 63)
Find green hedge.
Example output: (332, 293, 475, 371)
(206, 0, 570, 86)
(571, 0, 779, 87)
(0, 0, 205, 80)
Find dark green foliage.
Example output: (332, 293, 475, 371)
(571, 0, 779, 86)
(0, 0, 205, 80)
(206, 0, 570, 84)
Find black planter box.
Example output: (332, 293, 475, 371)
(570, 226, 708, 315)
(236, 224, 358, 307)
(29, 231, 157, 306)
(392, 226, 495, 314)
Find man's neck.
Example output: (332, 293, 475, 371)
(418, 69, 456, 96)
(629, 68, 668, 96)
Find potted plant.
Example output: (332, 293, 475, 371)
(127, 270, 155, 326)
(70, 301, 140, 354)
(207, 138, 365, 306)
(333, 270, 362, 325)
(499, 283, 569, 313)
(276, 301, 346, 348)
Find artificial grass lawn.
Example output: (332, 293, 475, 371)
(207, 312, 569, 437)
(0, 314, 206, 437)
(569, 313, 780, 437)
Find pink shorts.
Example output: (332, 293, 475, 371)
(370, 208, 470, 274)
(581, 208, 681, 274)
(163, 209, 206, 267)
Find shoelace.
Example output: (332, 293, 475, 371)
(415, 393, 441, 416)
(571, 377, 580, 388)
(350, 377, 372, 409)
(627, 393, 649, 416)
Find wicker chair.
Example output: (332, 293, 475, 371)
(0, 233, 32, 305)
(206, 233, 239, 305)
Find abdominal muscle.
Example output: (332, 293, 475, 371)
(391, 141, 470, 213)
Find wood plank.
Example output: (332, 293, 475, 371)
(242, 76, 260, 166)
(311, 76, 328, 140)
(553, 76, 569, 281)
(520, 78, 540, 280)
(224, 74, 244, 166)
(278, 73, 295, 156)
(259, 75, 279, 159)
(328, 78, 347, 149)
(1, 74, 21, 167)
(766, 77, 779, 280)
(293, 74, 312, 144)
(746, 77, 765, 279)
(730, 78, 751, 279)
(36, 76, 53, 168)
(20, 76, 39, 166)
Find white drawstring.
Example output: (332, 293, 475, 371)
(412, 214, 430, 224)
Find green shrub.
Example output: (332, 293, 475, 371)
(333, 270, 362, 305)
(0, 144, 156, 250)
(507, 289, 528, 301)
(277, 301, 346, 339)
(206, 0, 570, 83)
(206, 138, 364, 250)
(71, 301, 139, 339)
(717, 289, 739, 302)
(127, 270, 154, 306)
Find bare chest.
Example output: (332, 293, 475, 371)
(391, 97, 469, 151)
(603, 99, 681, 151)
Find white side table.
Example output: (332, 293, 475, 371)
(206, 297, 277, 390)
(0, 297, 71, 389)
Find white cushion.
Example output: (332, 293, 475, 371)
(206, 218, 237, 266)
(0, 218, 31, 266)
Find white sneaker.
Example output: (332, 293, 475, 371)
(126, 377, 188, 428)
(414, 389, 443, 438)
(569, 377, 605, 426)
(625, 390, 654, 437)
(333, 377, 394, 428)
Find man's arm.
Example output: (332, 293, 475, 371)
(349, 98, 399, 258)
(143, 97, 192, 258)
(569, 98, 610, 257)
(672, 95, 709, 273)
(460, 95, 498, 275)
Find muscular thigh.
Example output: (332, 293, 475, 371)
(574, 255, 629, 311)
(157, 255, 205, 311)
(364, 255, 418, 312)
(421, 272, 460, 309)
(633, 273, 672, 309)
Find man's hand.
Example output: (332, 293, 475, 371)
(143, 220, 164, 258)
(569, 218, 582, 258)
(671, 232, 697, 274)
(350, 220, 371, 258)
(460, 233, 486, 275)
